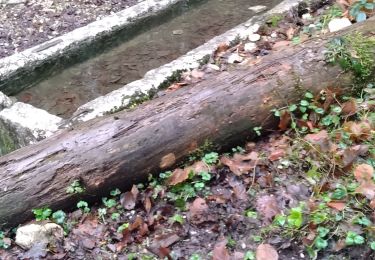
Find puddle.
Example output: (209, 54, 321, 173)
(16, 0, 281, 118)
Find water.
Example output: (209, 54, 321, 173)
(16, 0, 280, 118)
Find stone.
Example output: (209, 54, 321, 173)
(302, 13, 312, 20)
(0, 102, 62, 141)
(271, 32, 277, 38)
(248, 5, 267, 13)
(15, 223, 64, 250)
(248, 24, 260, 34)
(227, 53, 244, 64)
(0, 91, 13, 110)
(172, 29, 183, 35)
(248, 33, 261, 42)
(328, 18, 352, 32)
(206, 63, 220, 71)
(244, 42, 257, 52)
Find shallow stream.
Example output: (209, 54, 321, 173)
(16, 0, 281, 118)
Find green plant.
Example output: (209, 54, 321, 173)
(244, 251, 256, 260)
(169, 214, 185, 224)
(66, 180, 85, 194)
(111, 212, 121, 221)
(98, 208, 107, 223)
(287, 205, 304, 228)
(268, 14, 283, 27)
(321, 5, 343, 28)
(77, 200, 90, 213)
(117, 222, 130, 233)
(346, 231, 365, 245)
(52, 210, 66, 224)
(253, 126, 262, 136)
(110, 188, 121, 196)
(245, 210, 258, 219)
(325, 34, 375, 81)
(0, 231, 10, 249)
(189, 253, 202, 260)
(102, 197, 117, 208)
(350, 0, 374, 22)
(202, 152, 219, 165)
(32, 207, 52, 221)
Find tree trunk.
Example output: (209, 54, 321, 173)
(1, 18, 374, 228)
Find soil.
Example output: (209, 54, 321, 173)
(0, 0, 141, 58)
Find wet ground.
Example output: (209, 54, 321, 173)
(15, 0, 281, 118)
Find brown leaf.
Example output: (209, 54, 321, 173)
(343, 121, 372, 141)
(327, 201, 346, 211)
(166, 82, 186, 92)
(268, 149, 286, 161)
(220, 156, 255, 176)
(354, 164, 374, 182)
(370, 199, 375, 209)
(304, 130, 331, 152)
(228, 177, 248, 201)
(256, 244, 279, 260)
(341, 99, 357, 116)
(189, 197, 208, 218)
(356, 182, 375, 199)
(144, 197, 152, 214)
(212, 239, 230, 260)
(256, 195, 281, 223)
(278, 110, 291, 131)
(167, 168, 190, 186)
(341, 145, 369, 167)
(286, 27, 296, 40)
(214, 42, 229, 58)
(120, 191, 136, 210)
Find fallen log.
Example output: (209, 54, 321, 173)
(1, 18, 374, 227)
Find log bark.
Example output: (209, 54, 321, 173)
(0, 18, 374, 227)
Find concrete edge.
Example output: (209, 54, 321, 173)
(71, 0, 305, 123)
(0, 0, 185, 94)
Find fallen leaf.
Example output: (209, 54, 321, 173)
(256, 244, 279, 260)
(144, 196, 152, 214)
(189, 197, 208, 218)
(166, 82, 186, 92)
(343, 121, 372, 141)
(304, 130, 331, 152)
(256, 195, 281, 223)
(278, 111, 291, 131)
(340, 145, 369, 167)
(356, 182, 375, 199)
(121, 191, 136, 210)
(212, 239, 230, 260)
(286, 27, 296, 40)
(220, 155, 255, 176)
(341, 99, 357, 116)
(167, 168, 190, 186)
(354, 164, 374, 182)
(228, 177, 248, 201)
(327, 201, 346, 211)
(268, 149, 285, 161)
(370, 199, 375, 209)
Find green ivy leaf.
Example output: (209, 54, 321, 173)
(52, 210, 66, 224)
(287, 207, 303, 228)
(315, 237, 328, 249)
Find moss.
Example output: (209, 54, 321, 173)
(229, 34, 241, 47)
(0, 127, 18, 156)
(267, 14, 283, 27)
(157, 69, 186, 90)
(198, 54, 211, 66)
(325, 33, 375, 82)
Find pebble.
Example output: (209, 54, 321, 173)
(248, 33, 261, 42)
(206, 63, 220, 71)
(172, 29, 184, 35)
(248, 23, 260, 34)
(244, 42, 257, 52)
(302, 13, 312, 20)
(248, 5, 267, 13)
(271, 32, 277, 38)
(227, 53, 244, 64)
(328, 18, 352, 32)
